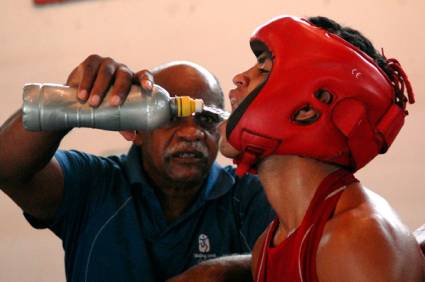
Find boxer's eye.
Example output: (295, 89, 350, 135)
(257, 51, 273, 73)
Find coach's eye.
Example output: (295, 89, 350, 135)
(195, 112, 221, 130)
(161, 115, 181, 128)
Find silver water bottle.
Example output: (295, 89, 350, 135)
(22, 83, 204, 131)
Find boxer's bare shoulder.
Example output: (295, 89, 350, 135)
(317, 184, 425, 281)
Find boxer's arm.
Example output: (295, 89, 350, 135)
(166, 255, 252, 282)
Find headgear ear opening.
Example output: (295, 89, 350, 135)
(292, 105, 321, 126)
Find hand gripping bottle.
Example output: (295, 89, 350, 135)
(22, 83, 204, 131)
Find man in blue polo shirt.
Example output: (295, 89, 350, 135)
(0, 55, 273, 281)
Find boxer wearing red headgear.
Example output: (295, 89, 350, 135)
(219, 15, 425, 281)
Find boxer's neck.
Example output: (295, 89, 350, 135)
(258, 155, 338, 237)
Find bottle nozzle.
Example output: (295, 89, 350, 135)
(175, 96, 204, 117)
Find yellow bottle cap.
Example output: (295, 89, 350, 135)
(176, 96, 204, 117)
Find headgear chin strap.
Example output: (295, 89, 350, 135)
(226, 16, 414, 176)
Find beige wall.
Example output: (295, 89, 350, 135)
(1, 0, 424, 281)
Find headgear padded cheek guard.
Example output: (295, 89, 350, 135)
(226, 16, 415, 176)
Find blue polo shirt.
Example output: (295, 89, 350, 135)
(25, 145, 274, 282)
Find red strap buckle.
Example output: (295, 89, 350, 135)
(235, 150, 259, 176)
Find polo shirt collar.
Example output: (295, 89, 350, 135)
(126, 145, 145, 185)
(201, 162, 235, 200)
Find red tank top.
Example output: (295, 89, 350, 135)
(255, 169, 358, 282)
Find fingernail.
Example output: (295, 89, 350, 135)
(89, 95, 100, 106)
(111, 96, 121, 106)
(78, 90, 88, 100)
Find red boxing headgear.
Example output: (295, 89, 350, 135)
(226, 16, 414, 176)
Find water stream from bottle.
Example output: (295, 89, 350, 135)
(202, 105, 231, 120)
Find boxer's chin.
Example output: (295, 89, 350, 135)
(219, 135, 241, 159)
(218, 121, 241, 159)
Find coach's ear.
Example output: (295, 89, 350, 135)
(120, 130, 136, 141)
(119, 131, 144, 146)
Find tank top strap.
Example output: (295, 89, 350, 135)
(299, 169, 358, 228)
(255, 217, 279, 282)
(299, 169, 358, 281)
(255, 169, 358, 282)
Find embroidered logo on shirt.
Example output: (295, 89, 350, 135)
(193, 233, 216, 261)
(198, 234, 210, 253)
